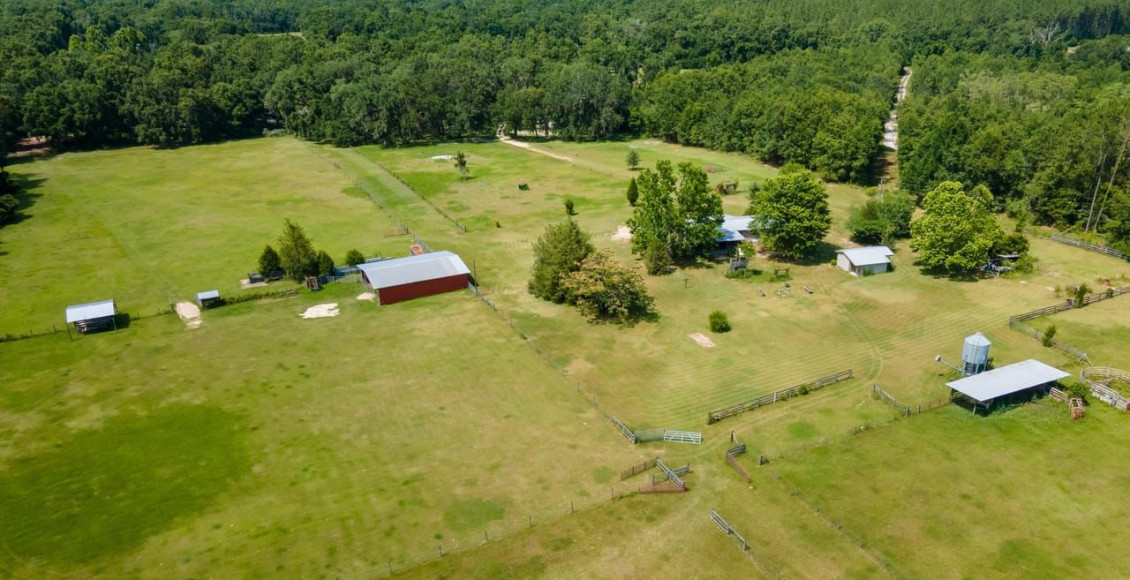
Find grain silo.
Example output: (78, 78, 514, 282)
(961, 332, 991, 376)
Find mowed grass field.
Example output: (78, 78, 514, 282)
(4, 135, 1130, 578)
(0, 282, 645, 578)
(0, 137, 411, 332)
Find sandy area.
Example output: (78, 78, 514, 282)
(301, 303, 340, 319)
(175, 301, 202, 329)
(611, 225, 632, 242)
(430, 154, 454, 161)
(497, 134, 572, 161)
(757, 311, 770, 318)
(356, 292, 377, 301)
(689, 332, 716, 348)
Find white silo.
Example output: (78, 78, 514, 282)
(961, 332, 991, 376)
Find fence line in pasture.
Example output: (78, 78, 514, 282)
(1080, 367, 1130, 410)
(1048, 234, 1128, 260)
(871, 385, 951, 418)
(709, 510, 781, 578)
(768, 471, 901, 578)
(708, 369, 855, 424)
(1004, 285, 1129, 361)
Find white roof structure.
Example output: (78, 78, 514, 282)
(946, 359, 1069, 404)
(717, 214, 755, 242)
(66, 299, 116, 323)
(356, 251, 470, 289)
(196, 290, 220, 300)
(837, 246, 894, 267)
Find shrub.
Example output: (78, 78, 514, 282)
(643, 242, 671, 275)
(344, 249, 365, 266)
(1042, 324, 1057, 347)
(316, 250, 335, 277)
(564, 198, 575, 215)
(1064, 381, 1090, 400)
(708, 310, 731, 333)
(258, 245, 282, 274)
(1073, 284, 1092, 307)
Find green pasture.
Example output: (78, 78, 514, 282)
(4, 135, 1130, 578)
(0, 283, 642, 578)
(0, 137, 411, 332)
(775, 401, 1130, 579)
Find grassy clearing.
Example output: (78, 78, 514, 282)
(0, 137, 410, 331)
(5, 135, 1130, 578)
(0, 281, 642, 578)
(776, 401, 1130, 579)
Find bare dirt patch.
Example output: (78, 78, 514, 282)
(689, 332, 716, 348)
(240, 279, 268, 289)
(611, 225, 632, 242)
(357, 292, 377, 301)
(430, 154, 454, 161)
(175, 302, 202, 329)
(300, 303, 340, 319)
(758, 311, 770, 318)
(497, 134, 572, 161)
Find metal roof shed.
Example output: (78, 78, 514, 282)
(837, 246, 894, 276)
(356, 251, 471, 305)
(65, 299, 118, 333)
(196, 290, 221, 308)
(946, 359, 1069, 408)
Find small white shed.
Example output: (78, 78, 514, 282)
(836, 246, 894, 276)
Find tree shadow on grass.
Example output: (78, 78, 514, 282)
(917, 263, 983, 283)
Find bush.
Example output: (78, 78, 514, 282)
(564, 198, 575, 215)
(344, 249, 365, 266)
(643, 242, 672, 275)
(708, 310, 731, 333)
(1073, 283, 1092, 307)
(316, 250, 335, 277)
(258, 245, 282, 274)
(1064, 381, 1090, 400)
(1011, 252, 1036, 274)
(1042, 324, 1057, 347)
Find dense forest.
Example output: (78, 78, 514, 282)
(3, 0, 1130, 244)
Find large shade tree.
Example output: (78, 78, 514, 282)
(628, 160, 723, 272)
(528, 219, 594, 303)
(910, 181, 1003, 274)
(748, 165, 832, 259)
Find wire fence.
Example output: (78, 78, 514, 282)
(768, 470, 903, 579)
(372, 485, 640, 577)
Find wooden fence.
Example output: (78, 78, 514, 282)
(708, 369, 854, 424)
(725, 444, 752, 484)
(1049, 234, 1128, 260)
(620, 458, 657, 481)
(638, 480, 686, 494)
(1080, 367, 1130, 410)
(1005, 285, 1130, 361)
(872, 384, 952, 417)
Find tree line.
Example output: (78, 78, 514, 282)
(5, 0, 1130, 186)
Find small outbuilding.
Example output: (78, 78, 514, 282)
(946, 359, 1069, 409)
(836, 246, 894, 276)
(356, 251, 471, 305)
(65, 298, 118, 333)
(196, 290, 222, 308)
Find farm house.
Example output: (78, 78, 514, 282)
(356, 251, 471, 305)
(836, 246, 894, 276)
(65, 298, 117, 333)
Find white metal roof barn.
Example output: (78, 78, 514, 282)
(947, 359, 1069, 408)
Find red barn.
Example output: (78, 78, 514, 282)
(356, 251, 471, 305)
